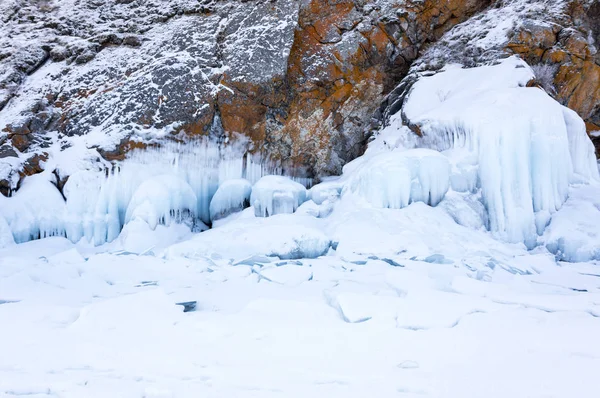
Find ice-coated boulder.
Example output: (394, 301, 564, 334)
(0, 174, 66, 243)
(250, 176, 307, 217)
(209, 179, 252, 222)
(308, 182, 342, 205)
(125, 175, 197, 230)
(344, 149, 450, 209)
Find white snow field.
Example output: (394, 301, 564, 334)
(1, 58, 600, 397)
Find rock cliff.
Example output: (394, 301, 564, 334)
(1, 0, 599, 196)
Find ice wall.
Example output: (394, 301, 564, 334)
(401, 56, 599, 247)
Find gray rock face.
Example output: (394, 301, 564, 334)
(0, 0, 300, 187)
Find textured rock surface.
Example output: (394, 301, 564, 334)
(1, 0, 599, 194)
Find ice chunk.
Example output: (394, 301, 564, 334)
(402, 56, 600, 247)
(124, 175, 197, 230)
(209, 179, 252, 222)
(438, 191, 488, 230)
(250, 175, 307, 217)
(542, 184, 600, 262)
(0, 173, 66, 243)
(309, 182, 342, 205)
(343, 149, 450, 209)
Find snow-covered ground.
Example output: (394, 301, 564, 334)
(1, 225, 600, 397)
(1, 57, 600, 397)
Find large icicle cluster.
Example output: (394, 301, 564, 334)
(0, 137, 312, 245)
(400, 56, 599, 247)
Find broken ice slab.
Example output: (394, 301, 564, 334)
(176, 301, 197, 313)
(397, 361, 420, 369)
(422, 254, 453, 264)
(233, 255, 276, 266)
(367, 256, 404, 267)
(275, 260, 303, 267)
(135, 281, 158, 287)
(0, 299, 20, 305)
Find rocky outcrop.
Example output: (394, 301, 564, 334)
(1, 0, 599, 194)
(507, 0, 600, 154)
(378, 0, 600, 155)
(0, 0, 492, 192)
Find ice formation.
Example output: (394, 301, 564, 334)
(125, 175, 198, 230)
(209, 179, 252, 222)
(308, 182, 342, 205)
(0, 137, 312, 245)
(343, 149, 450, 209)
(0, 213, 15, 248)
(251, 176, 308, 217)
(400, 56, 599, 247)
(0, 57, 598, 263)
(542, 185, 600, 262)
(63, 170, 106, 245)
(0, 174, 66, 243)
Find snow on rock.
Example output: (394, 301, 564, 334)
(402, 56, 600, 247)
(125, 175, 197, 230)
(0, 173, 66, 243)
(250, 175, 307, 217)
(209, 179, 252, 222)
(542, 184, 600, 262)
(343, 149, 450, 209)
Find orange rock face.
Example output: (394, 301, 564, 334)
(212, 0, 492, 177)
